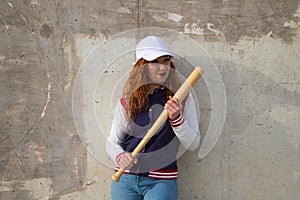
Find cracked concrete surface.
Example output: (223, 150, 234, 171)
(0, 1, 300, 199)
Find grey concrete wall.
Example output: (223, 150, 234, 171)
(1, 0, 299, 199)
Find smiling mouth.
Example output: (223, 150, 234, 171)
(158, 72, 167, 76)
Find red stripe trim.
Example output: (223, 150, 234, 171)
(169, 114, 181, 122)
(169, 114, 185, 127)
(148, 169, 178, 179)
(170, 119, 185, 127)
(113, 167, 178, 180)
(170, 117, 183, 125)
(149, 171, 178, 175)
(120, 97, 128, 114)
(150, 169, 178, 173)
(116, 152, 125, 166)
(148, 174, 178, 179)
(114, 166, 130, 174)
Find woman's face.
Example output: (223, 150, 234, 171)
(146, 56, 171, 85)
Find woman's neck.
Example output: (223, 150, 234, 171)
(148, 84, 162, 94)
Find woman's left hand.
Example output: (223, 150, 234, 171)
(164, 96, 182, 120)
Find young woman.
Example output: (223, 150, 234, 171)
(106, 36, 200, 200)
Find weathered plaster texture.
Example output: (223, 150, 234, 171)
(0, 0, 299, 199)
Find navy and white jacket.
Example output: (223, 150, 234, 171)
(106, 88, 200, 180)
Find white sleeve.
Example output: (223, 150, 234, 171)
(105, 100, 128, 164)
(172, 93, 200, 151)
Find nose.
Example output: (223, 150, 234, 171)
(159, 62, 167, 68)
(156, 64, 168, 73)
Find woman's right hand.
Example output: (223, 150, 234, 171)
(117, 152, 138, 169)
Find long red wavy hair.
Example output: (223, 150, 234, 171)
(123, 58, 182, 120)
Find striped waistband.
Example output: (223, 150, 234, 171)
(148, 169, 178, 179)
(114, 166, 178, 180)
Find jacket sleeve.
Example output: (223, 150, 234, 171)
(105, 100, 128, 164)
(171, 93, 201, 151)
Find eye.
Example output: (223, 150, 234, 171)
(164, 57, 171, 62)
(150, 60, 159, 63)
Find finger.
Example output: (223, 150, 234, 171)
(166, 102, 180, 112)
(168, 100, 180, 109)
(119, 160, 129, 169)
(171, 97, 179, 105)
(165, 104, 176, 114)
(121, 155, 131, 165)
(120, 158, 133, 169)
(169, 96, 179, 104)
(124, 153, 134, 163)
(168, 98, 182, 112)
(166, 98, 179, 107)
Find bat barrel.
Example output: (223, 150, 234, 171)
(174, 66, 203, 100)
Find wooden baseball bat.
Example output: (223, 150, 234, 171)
(112, 66, 203, 182)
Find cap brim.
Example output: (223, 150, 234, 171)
(137, 49, 174, 62)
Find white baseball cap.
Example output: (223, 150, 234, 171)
(135, 36, 174, 62)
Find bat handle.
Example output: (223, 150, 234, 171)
(112, 151, 139, 182)
(112, 168, 125, 182)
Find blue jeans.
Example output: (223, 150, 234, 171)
(111, 174, 178, 200)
